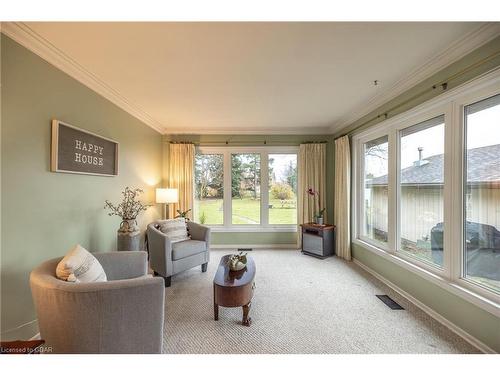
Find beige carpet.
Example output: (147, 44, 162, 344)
(162, 249, 479, 354)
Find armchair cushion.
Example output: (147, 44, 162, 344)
(159, 218, 189, 243)
(56, 244, 107, 283)
(172, 240, 207, 261)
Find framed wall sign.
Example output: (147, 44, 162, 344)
(51, 120, 119, 176)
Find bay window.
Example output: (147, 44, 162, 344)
(231, 153, 261, 225)
(463, 94, 500, 293)
(398, 115, 445, 268)
(268, 154, 297, 225)
(194, 154, 224, 225)
(194, 147, 298, 231)
(362, 136, 389, 247)
(353, 69, 500, 310)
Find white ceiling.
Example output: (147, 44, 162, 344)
(15, 22, 497, 134)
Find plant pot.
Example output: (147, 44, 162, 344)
(315, 217, 324, 225)
(117, 219, 141, 251)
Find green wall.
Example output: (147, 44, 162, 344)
(211, 232, 298, 246)
(163, 134, 334, 245)
(0, 35, 163, 340)
(345, 36, 500, 352)
(353, 244, 500, 352)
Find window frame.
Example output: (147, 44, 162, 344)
(193, 152, 225, 227)
(453, 88, 500, 302)
(194, 146, 299, 232)
(358, 133, 390, 252)
(395, 112, 448, 275)
(352, 69, 500, 315)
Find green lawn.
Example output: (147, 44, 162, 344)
(232, 198, 261, 224)
(194, 199, 223, 224)
(195, 197, 297, 225)
(269, 197, 297, 224)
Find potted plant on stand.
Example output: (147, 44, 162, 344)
(307, 187, 326, 225)
(104, 187, 151, 251)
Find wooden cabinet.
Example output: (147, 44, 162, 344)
(300, 223, 335, 258)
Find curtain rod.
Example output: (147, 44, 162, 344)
(169, 140, 328, 145)
(336, 48, 500, 140)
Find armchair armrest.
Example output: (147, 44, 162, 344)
(187, 222, 211, 254)
(187, 221, 211, 244)
(94, 251, 148, 281)
(30, 273, 165, 353)
(147, 223, 173, 277)
(94, 277, 165, 353)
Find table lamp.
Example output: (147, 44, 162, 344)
(156, 188, 178, 219)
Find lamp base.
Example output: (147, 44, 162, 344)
(163, 203, 171, 220)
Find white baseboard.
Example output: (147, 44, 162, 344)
(352, 258, 496, 354)
(211, 244, 299, 250)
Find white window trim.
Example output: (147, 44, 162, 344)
(195, 146, 299, 232)
(352, 67, 500, 316)
(358, 131, 390, 252)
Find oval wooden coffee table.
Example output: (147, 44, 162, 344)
(213, 254, 256, 327)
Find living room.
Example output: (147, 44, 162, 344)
(1, 1, 499, 373)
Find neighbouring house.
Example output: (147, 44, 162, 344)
(366, 143, 500, 248)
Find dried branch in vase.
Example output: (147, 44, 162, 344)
(104, 187, 151, 220)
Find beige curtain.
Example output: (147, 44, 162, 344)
(298, 143, 326, 246)
(334, 135, 351, 260)
(168, 143, 195, 219)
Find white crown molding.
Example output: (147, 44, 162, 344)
(330, 22, 500, 135)
(165, 125, 332, 135)
(1, 22, 166, 134)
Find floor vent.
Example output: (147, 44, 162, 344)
(238, 248, 253, 252)
(376, 295, 404, 310)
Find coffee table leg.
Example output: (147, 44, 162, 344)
(214, 303, 219, 321)
(242, 302, 252, 327)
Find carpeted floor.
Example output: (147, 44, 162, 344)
(162, 249, 479, 354)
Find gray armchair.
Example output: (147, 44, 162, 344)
(147, 220, 210, 287)
(30, 251, 165, 354)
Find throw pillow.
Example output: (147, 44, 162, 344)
(159, 218, 189, 243)
(56, 244, 107, 283)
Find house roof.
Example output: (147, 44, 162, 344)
(368, 144, 500, 186)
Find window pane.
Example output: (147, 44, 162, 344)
(268, 154, 297, 224)
(231, 154, 261, 224)
(399, 116, 445, 268)
(363, 136, 389, 245)
(464, 94, 500, 293)
(194, 154, 224, 225)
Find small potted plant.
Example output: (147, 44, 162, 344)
(307, 187, 326, 225)
(175, 208, 192, 222)
(104, 187, 151, 251)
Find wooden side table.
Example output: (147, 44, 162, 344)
(300, 223, 335, 258)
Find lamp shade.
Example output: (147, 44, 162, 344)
(156, 188, 178, 204)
